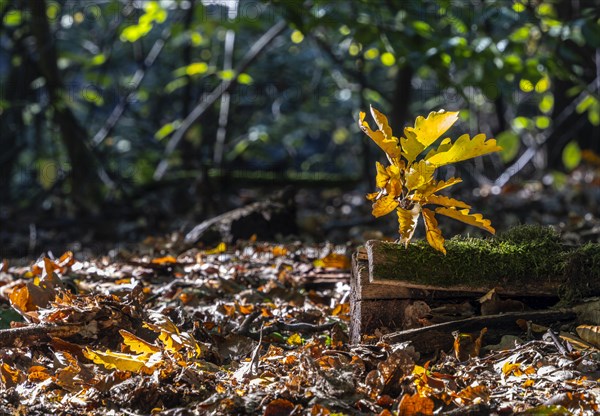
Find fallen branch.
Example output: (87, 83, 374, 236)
(258, 320, 337, 336)
(382, 310, 576, 355)
(0, 324, 84, 349)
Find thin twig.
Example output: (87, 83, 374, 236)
(91, 27, 172, 148)
(494, 78, 599, 187)
(153, 19, 288, 180)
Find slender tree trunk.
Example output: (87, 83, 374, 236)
(28, 0, 103, 210)
(181, 0, 198, 171)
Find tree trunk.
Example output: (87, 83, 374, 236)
(28, 0, 104, 210)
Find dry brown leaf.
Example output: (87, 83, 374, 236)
(264, 398, 295, 416)
(398, 393, 434, 416)
(453, 328, 487, 361)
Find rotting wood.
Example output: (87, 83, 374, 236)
(184, 187, 297, 246)
(381, 310, 576, 355)
(350, 251, 490, 343)
(350, 226, 600, 342)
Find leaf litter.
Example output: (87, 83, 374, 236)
(0, 238, 599, 415)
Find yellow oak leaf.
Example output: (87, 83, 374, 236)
(385, 175, 403, 197)
(409, 177, 464, 202)
(375, 161, 400, 189)
(426, 133, 502, 167)
(83, 348, 159, 374)
(313, 253, 351, 269)
(404, 160, 435, 191)
(144, 314, 203, 359)
(423, 137, 452, 160)
(375, 161, 389, 188)
(428, 177, 462, 194)
(372, 194, 399, 217)
(119, 329, 160, 355)
(398, 206, 420, 246)
(370, 105, 393, 140)
(422, 208, 446, 254)
(359, 111, 401, 158)
(435, 207, 495, 234)
(404, 110, 459, 149)
(400, 129, 424, 165)
(366, 191, 380, 201)
(425, 194, 471, 209)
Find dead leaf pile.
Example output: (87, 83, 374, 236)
(0, 240, 599, 414)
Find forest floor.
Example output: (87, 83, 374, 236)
(1, 164, 600, 414)
(0, 234, 599, 415)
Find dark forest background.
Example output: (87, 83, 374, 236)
(1, 0, 599, 256)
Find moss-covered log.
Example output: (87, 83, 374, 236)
(368, 226, 600, 300)
(350, 226, 600, 342)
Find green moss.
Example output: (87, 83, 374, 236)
(372, 225, 598, 301)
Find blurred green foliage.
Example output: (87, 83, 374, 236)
(0, 0, 599, 211)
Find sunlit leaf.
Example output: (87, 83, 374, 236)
(0, 363, 23, 388)
(287, 333, 303, 346)
(562, 141, 581, 171)
(370, 105, 393, 141)
(375, 161, 400, 189)
(313, 253, 350, 269)
(404, 110, 459, 149)
(435, 207, 495, 234)
(404, 160, 435, 191)
(205, 242, 227, 254)
(119, 329, 160, 355)
(398, 206, 420, 246)
(359, 111, 400, 158)
(426, 134, 502, 167)
(422, 208, 445, 254)
(272, 246, 288, 256)
(398, 393, 434, 415)
(425, 194, 471, 209)
(372, 194, 399, 218)
(83, 348, 157, 374)
(400, 130, 424, 165)
(502, 362, 523, 377)
(27, 365, 51, 383)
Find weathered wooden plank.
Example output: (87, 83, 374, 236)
(350, 227, 599, 343)
(350, 253, 484, 343)
(352, 253, 484, 301)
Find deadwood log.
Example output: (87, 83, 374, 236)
(350, 227, 599, 342)
(381, 309, 576, 355)
(184, 187, 297, 245)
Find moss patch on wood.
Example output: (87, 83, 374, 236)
(370, 225, 600, 301)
